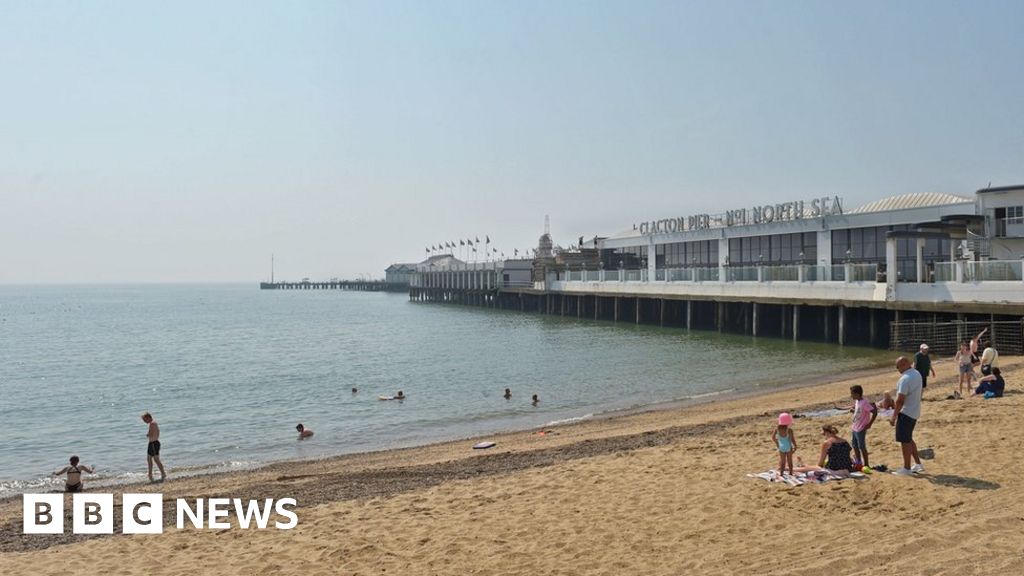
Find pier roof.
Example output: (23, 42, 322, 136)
(847, 192, 972, 215)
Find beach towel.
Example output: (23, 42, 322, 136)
(798, 408, 848, 419)
(747, 469, 866, 486)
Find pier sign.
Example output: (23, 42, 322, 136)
(636, 196, 843, 236)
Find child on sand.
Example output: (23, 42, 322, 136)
(843, 385, 877, 467)
(52, 455, 94, 493)
(771, 413, 797, 476)
(878, 390, 895, 411)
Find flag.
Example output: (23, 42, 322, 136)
(459, 239, 464, 246)
(476, 236, 480, 243)
(472, 246, 477, 252)
(514, 248, 519, 255)
(425, 247, 429, 253)
(486, 235, 490, 243)
(493, 247, 497, 253)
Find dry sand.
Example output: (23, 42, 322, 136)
(2, 360, 1022, 575)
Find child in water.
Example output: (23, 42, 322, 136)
(771, 413, 797, 476)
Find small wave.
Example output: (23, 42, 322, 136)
(683, 388, 736, 400)
(545, 413, 593, 427)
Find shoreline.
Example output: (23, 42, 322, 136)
(0, 359, 920, 552)
(0, 361, 892, 504)
(2, 357, 1022, 574)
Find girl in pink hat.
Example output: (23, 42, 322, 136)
(771, 412, 798, 476)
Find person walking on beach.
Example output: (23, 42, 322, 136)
(889, 357, 924, 476)
(954, 341, 975, 399)
(771, 413, 797, 476)
(52, 455, 94, 493)
(142, 412, 166, 483)
(913, 344, 935, 390)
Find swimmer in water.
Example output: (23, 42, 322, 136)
(296, 423, 314, 439)
(532, 394, 539, 406)
(504, 388, 512, 400)
(395, 391, 405, 400)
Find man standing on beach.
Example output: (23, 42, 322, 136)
(889, 357, 924, 475)
(913, 343, 935, 390)
(142, 412, 166, 483)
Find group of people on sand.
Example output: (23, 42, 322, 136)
(53, 411, 165, 493)
(952, 328, 1004, 399)
(772, 340, 1009, 479)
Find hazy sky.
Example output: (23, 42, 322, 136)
(2, 1, 1022, 283)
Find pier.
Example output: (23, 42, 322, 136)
(260, 280, 403, 291)
(409, 262, 1024, 354)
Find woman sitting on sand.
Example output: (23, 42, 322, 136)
(53, 455, 94, 492)
(794, 425, 854, 475)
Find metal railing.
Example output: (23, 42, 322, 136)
(726, 266, 759, 282)
(965, 260, 1023, 282)
(762, 265, 799, 282)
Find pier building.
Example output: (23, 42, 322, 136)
(409, 185, 1024, 353)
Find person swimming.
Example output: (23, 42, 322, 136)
(532, 394, 539, 406)
(504, 388, 512, 400)
(53, 455, 94, 493)
(395, 391, 405, 400)
(296, 423, 314, 439)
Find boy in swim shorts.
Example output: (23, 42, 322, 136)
(142, 411, 166, 483)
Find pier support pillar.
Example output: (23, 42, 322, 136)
(577, 295, 582, 318)
(838, 305, 846, 346)
(717, 302, 724, 333)
(561, 295, 566, 316)
(752, 303, 759, 337)
(659, 299, 665, 327)
(686, 301, 692, 330)
(614, 297, 620, 322)
(636, 297, 641, 324)
(869, 309, 877, 346)
(824, 307, 832, 342)
(520, 294, 525, 312)
(595, 296, 600, 321)
(792, 305, 800, 342)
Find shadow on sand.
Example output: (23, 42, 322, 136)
(925, 474, 1000, 490)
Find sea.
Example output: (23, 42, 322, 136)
(0, 284, 892, 497)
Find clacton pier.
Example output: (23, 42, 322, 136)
(408, 185, 1024, 354)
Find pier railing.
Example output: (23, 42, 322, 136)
(934, 260, 1024, 283)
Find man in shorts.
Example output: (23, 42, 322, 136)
(889, 357, 924, 475)
(142, 411, 166, 483)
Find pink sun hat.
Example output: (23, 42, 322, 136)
(778, 412, 793, 426)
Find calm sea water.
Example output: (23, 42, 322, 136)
(0, 285, 890, 496)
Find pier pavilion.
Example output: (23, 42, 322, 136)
(410, 185, 1024, 353)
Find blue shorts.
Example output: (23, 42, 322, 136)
(851, 429, 868, 451)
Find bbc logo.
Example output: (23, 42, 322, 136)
(24, 493, 163, 534)
(23, 494, 298, 534)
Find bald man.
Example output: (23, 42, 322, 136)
(889, 356, 924, 475)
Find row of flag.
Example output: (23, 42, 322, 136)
(425, 236, 533, 260)
(426, 236, 491, 252)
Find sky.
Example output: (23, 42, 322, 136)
(1, 0, 1022, 283)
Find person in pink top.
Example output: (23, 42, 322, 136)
(838, 385, 878, 467)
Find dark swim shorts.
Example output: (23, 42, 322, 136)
(895, 413, 917, 443)
(147, 440, 161, 456)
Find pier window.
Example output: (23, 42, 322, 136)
(727, 232, 815, 266)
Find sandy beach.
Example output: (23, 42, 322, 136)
(2, 359, 1022, 575)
